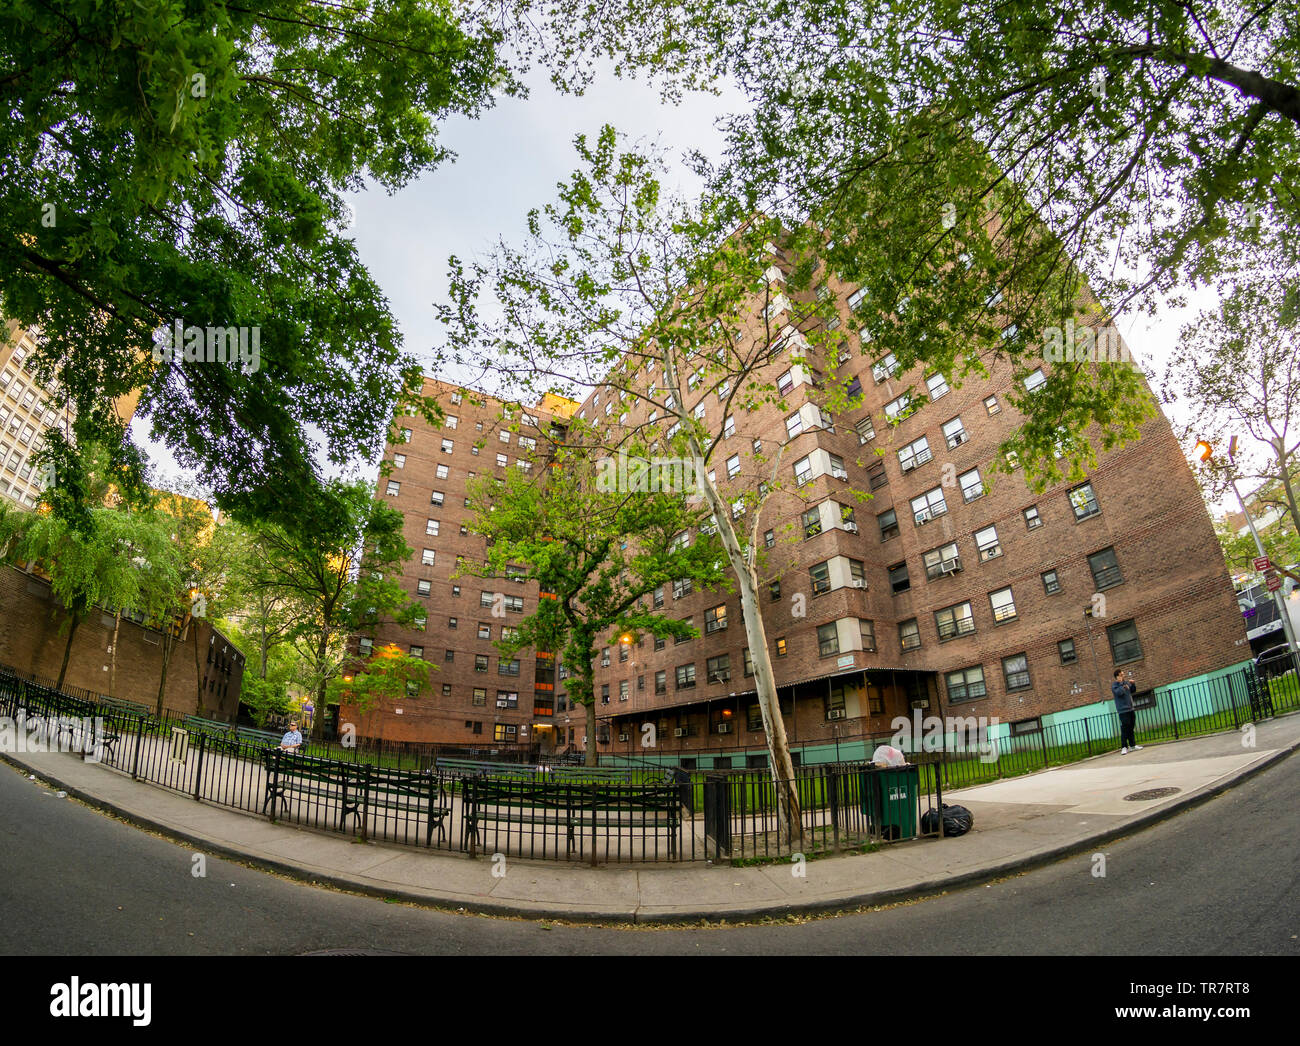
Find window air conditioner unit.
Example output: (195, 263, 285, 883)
(827, 708, 846, 721)
(850, 579, 867, 589)
(617, 733, 629, 742)
(708, 671, 731, 684)
(831, 468, 849, 480)
(941, 559, 962, 575)
(600, 658, 610, 667)
(917, 514, 931, 525)
(674, 727, 687, 737)
(717, 722, 732, 734)
(901, 459, 916, 473)
(843, 522, 859, 533)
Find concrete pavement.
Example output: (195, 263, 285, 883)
(4, 715, 1297, 924)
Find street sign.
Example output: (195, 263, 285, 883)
(1253, 556, 1272, 572)
(1267, 575, 1283, 592)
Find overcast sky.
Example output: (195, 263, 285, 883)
(134, 69, 1222, 500)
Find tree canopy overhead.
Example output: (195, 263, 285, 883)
(0, 0, 526, 535)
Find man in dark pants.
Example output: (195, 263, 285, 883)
(1112, 669, 1142, 754)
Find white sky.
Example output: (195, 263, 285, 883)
(134, 69, 1228, 505)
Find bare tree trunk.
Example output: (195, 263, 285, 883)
(155, 631, 174, 717)
(311, 627, 330, 741)
(585, 699, 597, 767)
(193, 618, 205, 716)
(108, 611, 121, 698)
(56, 615, 81, 690)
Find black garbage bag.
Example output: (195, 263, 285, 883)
(921, 803, 974, 837)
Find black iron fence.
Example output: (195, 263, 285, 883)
(5, 658, 1291, 865)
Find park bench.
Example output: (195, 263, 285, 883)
(462, 778, 682, 859)
(235, 725, 284, 747)
(435, 757, 539, 780)
(97, 695, 152, 718)
(262, 751, 451, 843)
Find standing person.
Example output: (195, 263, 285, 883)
(1112, 669, 1142, 754)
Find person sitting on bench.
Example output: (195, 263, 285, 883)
(279, 720, 303, 753)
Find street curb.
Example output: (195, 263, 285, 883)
(4, 733, 1297, 926)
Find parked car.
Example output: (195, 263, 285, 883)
(1255, 644, 1298, 680)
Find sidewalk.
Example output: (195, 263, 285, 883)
(5, 715, 1298, 924)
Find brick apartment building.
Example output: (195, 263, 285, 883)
(340, 379, 578, 747)
(354, 271, 1247, 765)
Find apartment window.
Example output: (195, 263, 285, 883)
(441, 683, 452, 697)
(935, 602, 976, 640)
(742, 649, 755, 677)
(449, 391, 463, 406)
(440, 438, 454, 454)
(911, 487, 947, 524)
(393, 453, 406, 469)
(415, 549, 434, 569)
(723, 415, 735, 438)
(872, 353, 899, 382)
(460, 524, 468, 536)
(1107, 619, 1143, 664)
(959, 468, 984, 503)
(452, 586, 461, 597)
(1069, 482, 1101, 521)
(655, 670, 667, 694)
(942, 417, 967, 449)
(653, 586, 665, 609)
(926, 373, 950, 400)
(802, 506, 823, 539)
(848, 286, 870, 312)
(1005, 451, 1020, 470)
(884, 393, 912, 421)
(358, 637, 373, 657)
(878, 509, 899, 541)
(1023, 505, 1043, 530)
(431, 491, 444, 506)
(856, 417, 876, 443)
(401, 428, 412, 443)
(496, 453, 508, 467)
(785, 412, 803, 440)
(417, 580, 431, 596)
(1058, 639, 1078, 665)
(727, 453, 741, 479)
(498, 429, 511, 444)
(600, 684, 610, 704)
(1023, 368, 1047, 393)
(1088, 547, 1123, 590)
(946, 666, 987, 702)
(673, 578, 693, 599)
(480, 591, 495, 608)
(753, 437, 763, 454)
(793, 455, 813, 486)
(898, 436, 932, 472)
(444, 650, 455, 662)
(706, 655, 731, 684)
(676, 664, 696, 689)
(693, 401, 706, 421)
(447, 617, 457, 629)
(426, 519, 440, 536)
(889, 561, 911, 594)
(974, 525, 1002, 562)
(409, 645, 424, 659)
(704, 604, 728, 634)
(676, 617, 693, 643)
(474, 654, 489, 672)
(1042, 569, 1062, 595)
(504, 594, 524, 613)
(776, 637, 788, 657)
(984, 395, 1001, 415)
(619, 679, 630, 701)
(777, 370, 794, 395)
(816, 623, 840, 657)
(472, 688, 486, 706)
(867, 461, 887, 490)
(385, 480, 400, 496)
(477, 622, 491, 640)
(810, 561, 832, 595)
(764, 529, 775, 549)
(899, 619, 921, 651)
(989, 587, 1018, 623)
(923, 542, 961, 580)
(497, 691, 519, 709)
(1002, 653, 1031, 691)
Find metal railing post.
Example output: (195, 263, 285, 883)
(131, 713, 145, 780)
(193, 730, 207, 801)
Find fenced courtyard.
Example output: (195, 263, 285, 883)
(3, 656, 1297, 865)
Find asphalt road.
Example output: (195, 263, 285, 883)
(2, 752, 1297, 956)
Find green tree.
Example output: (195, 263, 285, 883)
(0, 1, 523, 533)
(1167, 274, 1300, 552)
(243, 479, 419, 739)
(327, 643, 431, 741)
(464, 447, 727, 766)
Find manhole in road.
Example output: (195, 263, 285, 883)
(1123, 787, 1181, 801)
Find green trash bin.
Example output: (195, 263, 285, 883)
(859, 765, 919, 840)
